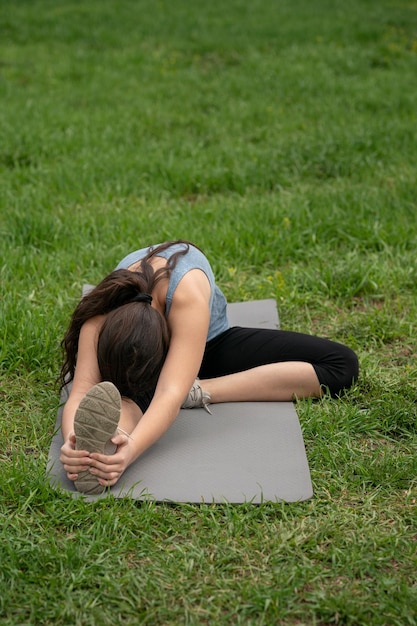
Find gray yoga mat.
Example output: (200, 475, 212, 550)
(47, 299, 313, 503)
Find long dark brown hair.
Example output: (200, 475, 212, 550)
(60, 240, 194, 399)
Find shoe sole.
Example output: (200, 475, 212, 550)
(74, 381, 121, 495)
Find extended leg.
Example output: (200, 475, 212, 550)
(73, 383, 143, 494)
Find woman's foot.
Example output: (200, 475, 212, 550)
(74, 381, 121, 494)
(181, 380, 212, 414)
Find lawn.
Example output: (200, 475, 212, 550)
(0, 0, 416, 624)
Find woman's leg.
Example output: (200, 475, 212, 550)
(118, 397, 144, 434)
(201, 362, 321, 402)
(198, 327, 359, 401)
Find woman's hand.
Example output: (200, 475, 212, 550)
(87, 433, 135, 488)
(60, 432, 134, 487)
(60, 432, 91, 481)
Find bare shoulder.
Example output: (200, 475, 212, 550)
(78, 315, 106, 349)
(81, 314, 106, 334)
(173, 268, 211, 305)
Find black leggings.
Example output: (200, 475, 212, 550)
(134, 327, 358, 412)
(199, 327, 359, 398)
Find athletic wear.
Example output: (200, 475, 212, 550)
(200, 326, 359, 398)
(115, 242, 359, 411)
(115, 242, 228, 341)
(181, 379, 212, 414)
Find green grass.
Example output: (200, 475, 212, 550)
(1, 0, 416, 623)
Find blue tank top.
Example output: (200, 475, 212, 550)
(115, 243, 229, 342)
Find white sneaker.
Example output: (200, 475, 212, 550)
(181, 380, 212, 414)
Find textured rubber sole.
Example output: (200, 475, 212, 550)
(74, 381, 121, 495)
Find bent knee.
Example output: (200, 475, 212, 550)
(332, 345, 359, 396)
(316, 344, 359, 398)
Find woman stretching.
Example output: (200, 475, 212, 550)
(60, 240, 359, 494)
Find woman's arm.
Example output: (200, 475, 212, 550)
(60, 315, 104, 478)
(61, 315, 104, 439)
(87, 269, 212, 483)
(129, 268, 211, 455)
